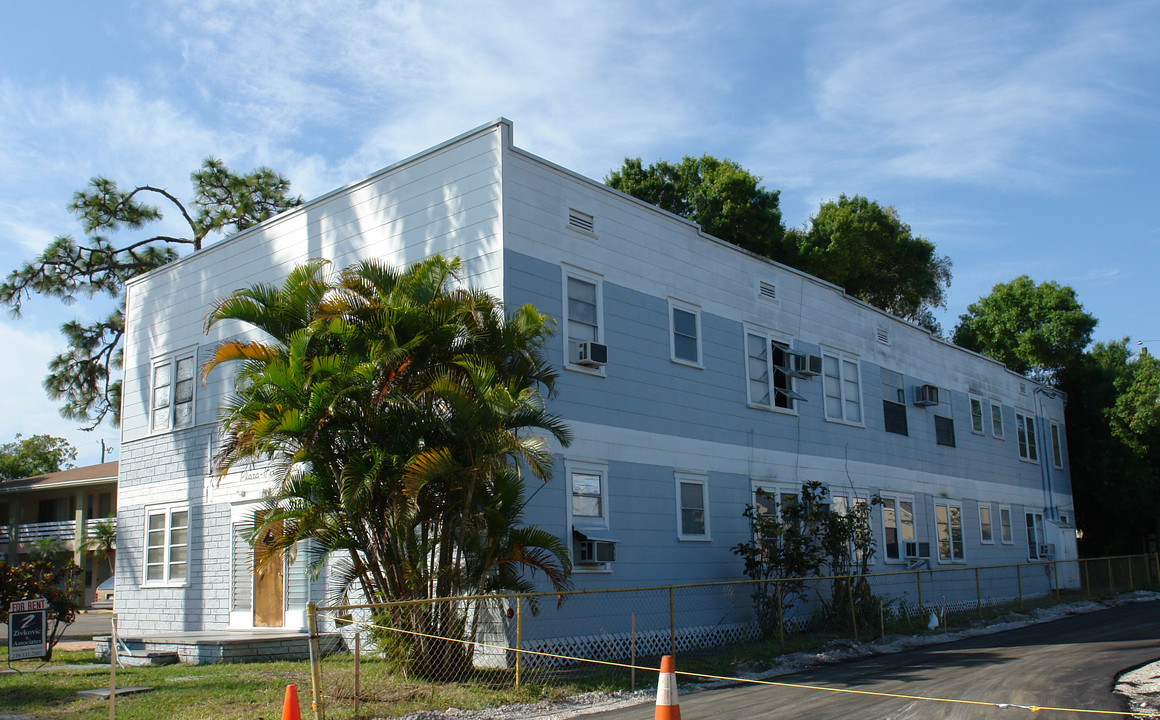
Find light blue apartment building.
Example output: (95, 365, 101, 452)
(113, 119, 1076, 644)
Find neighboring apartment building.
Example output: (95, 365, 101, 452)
(113, 120, 1076, 640)
(1, 461, 117, 605)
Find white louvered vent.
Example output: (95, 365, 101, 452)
(876, 327, 890, 345)
(569, 208, 595, 233)
(758, 281, 777, 302)
(1019, 383, 1028, 395)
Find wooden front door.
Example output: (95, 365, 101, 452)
(253, 519, 284, 628)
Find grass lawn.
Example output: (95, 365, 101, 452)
(0, 647, 621, 720)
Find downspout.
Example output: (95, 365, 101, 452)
(1033, 387, 1060, 520)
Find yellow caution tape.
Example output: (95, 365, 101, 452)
(318, 612, 1155, 718)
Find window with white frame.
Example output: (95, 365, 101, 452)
(934, 389, 955, 447)
(746, 330, 800, 411)
(571, 470, 605, 522)
(979, 503, 994, 544)
(822, 352, 862, 424)
(1016, 411, 1038, 461)
(881, 495, 916, 561)
(969, 396, 985, 434)
(831, 493, 870, 560)
(990, 401, 1004, 439)
(151, 351, 196, 431)
(563, 269, 603, 370)
(669, 301, 701, 366)
(675, 471, 709, 540)
(752, 483, 801, 533)
(934, 500, 965, 562)
(881, 369, 908, 436)
(999, 505, 1014, 543)
(144, 504, 189, 585)
(567, 460, 614, 570)
(1026, 512, 1046, 560)
(1050, 422, 1064, 469)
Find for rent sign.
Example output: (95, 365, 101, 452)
(8, 597, 48, 661)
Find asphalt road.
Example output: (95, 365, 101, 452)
(593, 600, 1160, 720)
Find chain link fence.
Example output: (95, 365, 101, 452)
(302, 554, 1159, 719)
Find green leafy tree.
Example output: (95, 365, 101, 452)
(1, 160, 303, 427)
(203, 255, 573, 679)
(732, 482, 880, 640)
(607, 161, 952, 330)
(0, 559, 83, 659)
(1110, 351, 1160, 457)
(0, 434, 77, 481)
(606, 155, 787, 260)
(1058, 341, 1160, 554)
(787, 195, 952, 331)
(953, 275, 1097, 381)
(1106, 350, 1160, 549)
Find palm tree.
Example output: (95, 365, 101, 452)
(82, 517, 117, 579)
(203, 255, 572, 678)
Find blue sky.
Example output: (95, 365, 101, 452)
(2, 1, 1158, 465)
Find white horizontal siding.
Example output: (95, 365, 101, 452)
(122, 124, 507, 442)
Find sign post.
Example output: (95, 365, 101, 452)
(8, 597, 49, 661)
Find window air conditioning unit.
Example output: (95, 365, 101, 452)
(570, 341, 608, 367)
(793, 353, 823, 377)
(1038, 543, 1056, 559)
(576, 540, 616, 564)
(914, 384, 939, 407)
(903, 541, 931, 559)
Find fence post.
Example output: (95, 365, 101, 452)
(1128, 556, 1135, 591)
(306, 602, 325, 720)
(354, 633, 361, 718)
(668, 586, 676, 656)
(515, 598, 522, 689)
(776, 581, 785, 652)
(1108, 558, 1115, 595)
(915, 572, 923, 621)
(847, 575, 858, 641)
(975, 568, 982, 619)
(1155, 553, 1160, 588)
(1052, 562, 1060, 602)
(109, 614, 117, 720)
(1016, 564, 1023, 611)
(1084, 559, 1091, 598)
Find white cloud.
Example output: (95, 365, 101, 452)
(148, 0, 731, 179)
(752, 1, 1160, 190)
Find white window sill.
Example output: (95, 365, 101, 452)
(565, 363, 606, 377)
(748, 403, 798, 416)
(573, 565, 612, 574)
(824, 416, 865, 429)
(671, 357, 703, 370)
(677, 535, 712, 542)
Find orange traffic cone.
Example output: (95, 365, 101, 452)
(655, 655, 681, 720)
(282, 684, 301, 720)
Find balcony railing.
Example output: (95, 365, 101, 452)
(0, 518, 116, 545)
